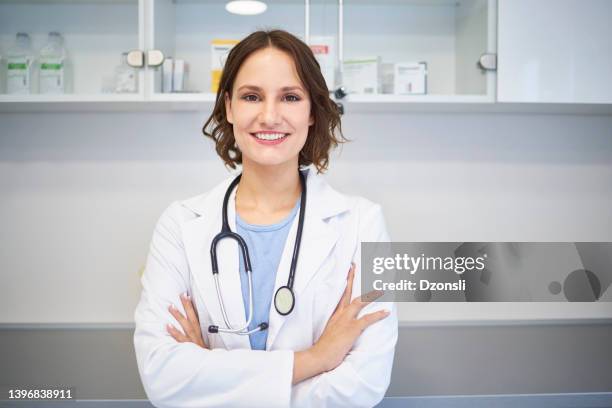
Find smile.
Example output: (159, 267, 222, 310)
(250, 132, 290, 145)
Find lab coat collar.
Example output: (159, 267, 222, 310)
(180, 167, 349, 350)
(181, 167, 349, 220)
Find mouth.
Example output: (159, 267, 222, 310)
(250, 132, 290, 145)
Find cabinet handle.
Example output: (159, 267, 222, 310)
(478, 53, 497, 71)
(127, 50, 144, 68)
(147, 50, 165, 68)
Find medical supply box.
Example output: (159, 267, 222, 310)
(342, 57, 381, 94)
(211, 39, 239, 93)
(394, 62, 427, 95)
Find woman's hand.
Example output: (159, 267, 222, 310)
(167, 292, 208, 349)
(310, 263, 389, 372)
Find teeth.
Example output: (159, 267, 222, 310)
(253, 132, 287, 141)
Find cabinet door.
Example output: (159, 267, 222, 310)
(341, 0, 496, 99)
(0, 0, 144, 98)
(498, 0, 612, 103)
(148, 0, 311, 98)
(307, 0, 340, 92)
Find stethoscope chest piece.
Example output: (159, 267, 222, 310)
(274, 286, 295, 315)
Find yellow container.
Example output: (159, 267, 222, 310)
(211, 39, 239, 93)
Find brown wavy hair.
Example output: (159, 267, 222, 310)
(202, 30, 347, 174)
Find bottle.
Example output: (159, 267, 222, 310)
(6, 32, 34, 94)
(39, 32, 68, 94)
(114, 52, 138, 93)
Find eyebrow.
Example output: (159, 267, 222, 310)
(236, 85, 305, 93)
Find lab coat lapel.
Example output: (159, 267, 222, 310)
(181, 175, 251, 351)
(266, 170, 347, 350)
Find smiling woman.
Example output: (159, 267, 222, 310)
(203, 30, 345, 174)
(133, 29, 398, 408)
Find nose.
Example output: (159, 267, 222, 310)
(259, 99, 282, 127)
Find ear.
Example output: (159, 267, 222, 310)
(308, 112, 314, 126)
(225, 91, 233, 124)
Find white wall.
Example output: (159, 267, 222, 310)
(1, 110, 611, 323)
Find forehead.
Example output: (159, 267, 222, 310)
(234, 47, 305, 89)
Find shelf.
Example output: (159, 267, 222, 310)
(2, 93, 611, 115)
(0, 94, 142, 103)
(344, 100, 612, 115)
(148, 93, 216, 103)
(0, 94, 143, 112)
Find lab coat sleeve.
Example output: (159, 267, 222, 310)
(290, 202, 398, 408)
(134, 202, 294, 408)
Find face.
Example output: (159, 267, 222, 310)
(225, 47, 314, 169)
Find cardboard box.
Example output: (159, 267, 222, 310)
(394, 62, 427, 95)
(211, 39, 239, 93)
(342, 57, 381, 94)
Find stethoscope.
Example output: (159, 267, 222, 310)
(207, 170, 307, 335)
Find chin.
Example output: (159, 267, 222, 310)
(249, 157, 297, 168)
(241, 149, 299, 168)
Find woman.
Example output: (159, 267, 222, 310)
(134, 30, 397, 408)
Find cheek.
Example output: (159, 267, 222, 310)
(292, 105, 313, 129)
(231, 105, 258, 128)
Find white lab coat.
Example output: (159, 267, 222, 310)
(133, 168, 398, 408)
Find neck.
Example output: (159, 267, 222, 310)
(236, 158, 301, 214)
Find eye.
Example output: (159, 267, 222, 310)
(283, 94, 301, 102)
(241, 94, 259, 102)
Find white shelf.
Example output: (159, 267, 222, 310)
(148, 93, 216, 103)
(2, 93, 611, 114)
(0, 94, 143, 112)
(0, 94, 142, 103)
(342, 95, 612, 114)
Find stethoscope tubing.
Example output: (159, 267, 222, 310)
(208, 170, 306, 335)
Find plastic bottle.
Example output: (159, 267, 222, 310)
(6, 32, 34, 94)
(114, 52, 138, 93)
(39, 31, 68, 94)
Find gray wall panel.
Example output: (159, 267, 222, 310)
(1, 324, 610, 400)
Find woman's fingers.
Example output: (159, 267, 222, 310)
(342, 263, 356, 306)
(168, 303, 194, 337)
(333, 263, 356, 315)
(349, 289, 384, 315)
(357, 309, 391, 331)
(167, 295, 208, 349)
(167, 323, 188, 342)
(181, 293, 207, 348)
(180, 293, 202, 334)
(334, 263, 386, 320)
(360, 289, 385, 303)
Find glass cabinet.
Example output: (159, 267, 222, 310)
(147, 0, 313, 101)
(0, 0, 144, 104)
(0, 0, 497, 111)
(342, 0, 496, 106)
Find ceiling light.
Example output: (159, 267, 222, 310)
(226, 1, 267, 16)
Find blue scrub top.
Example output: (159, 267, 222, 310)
(236, 197, 300, 350)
